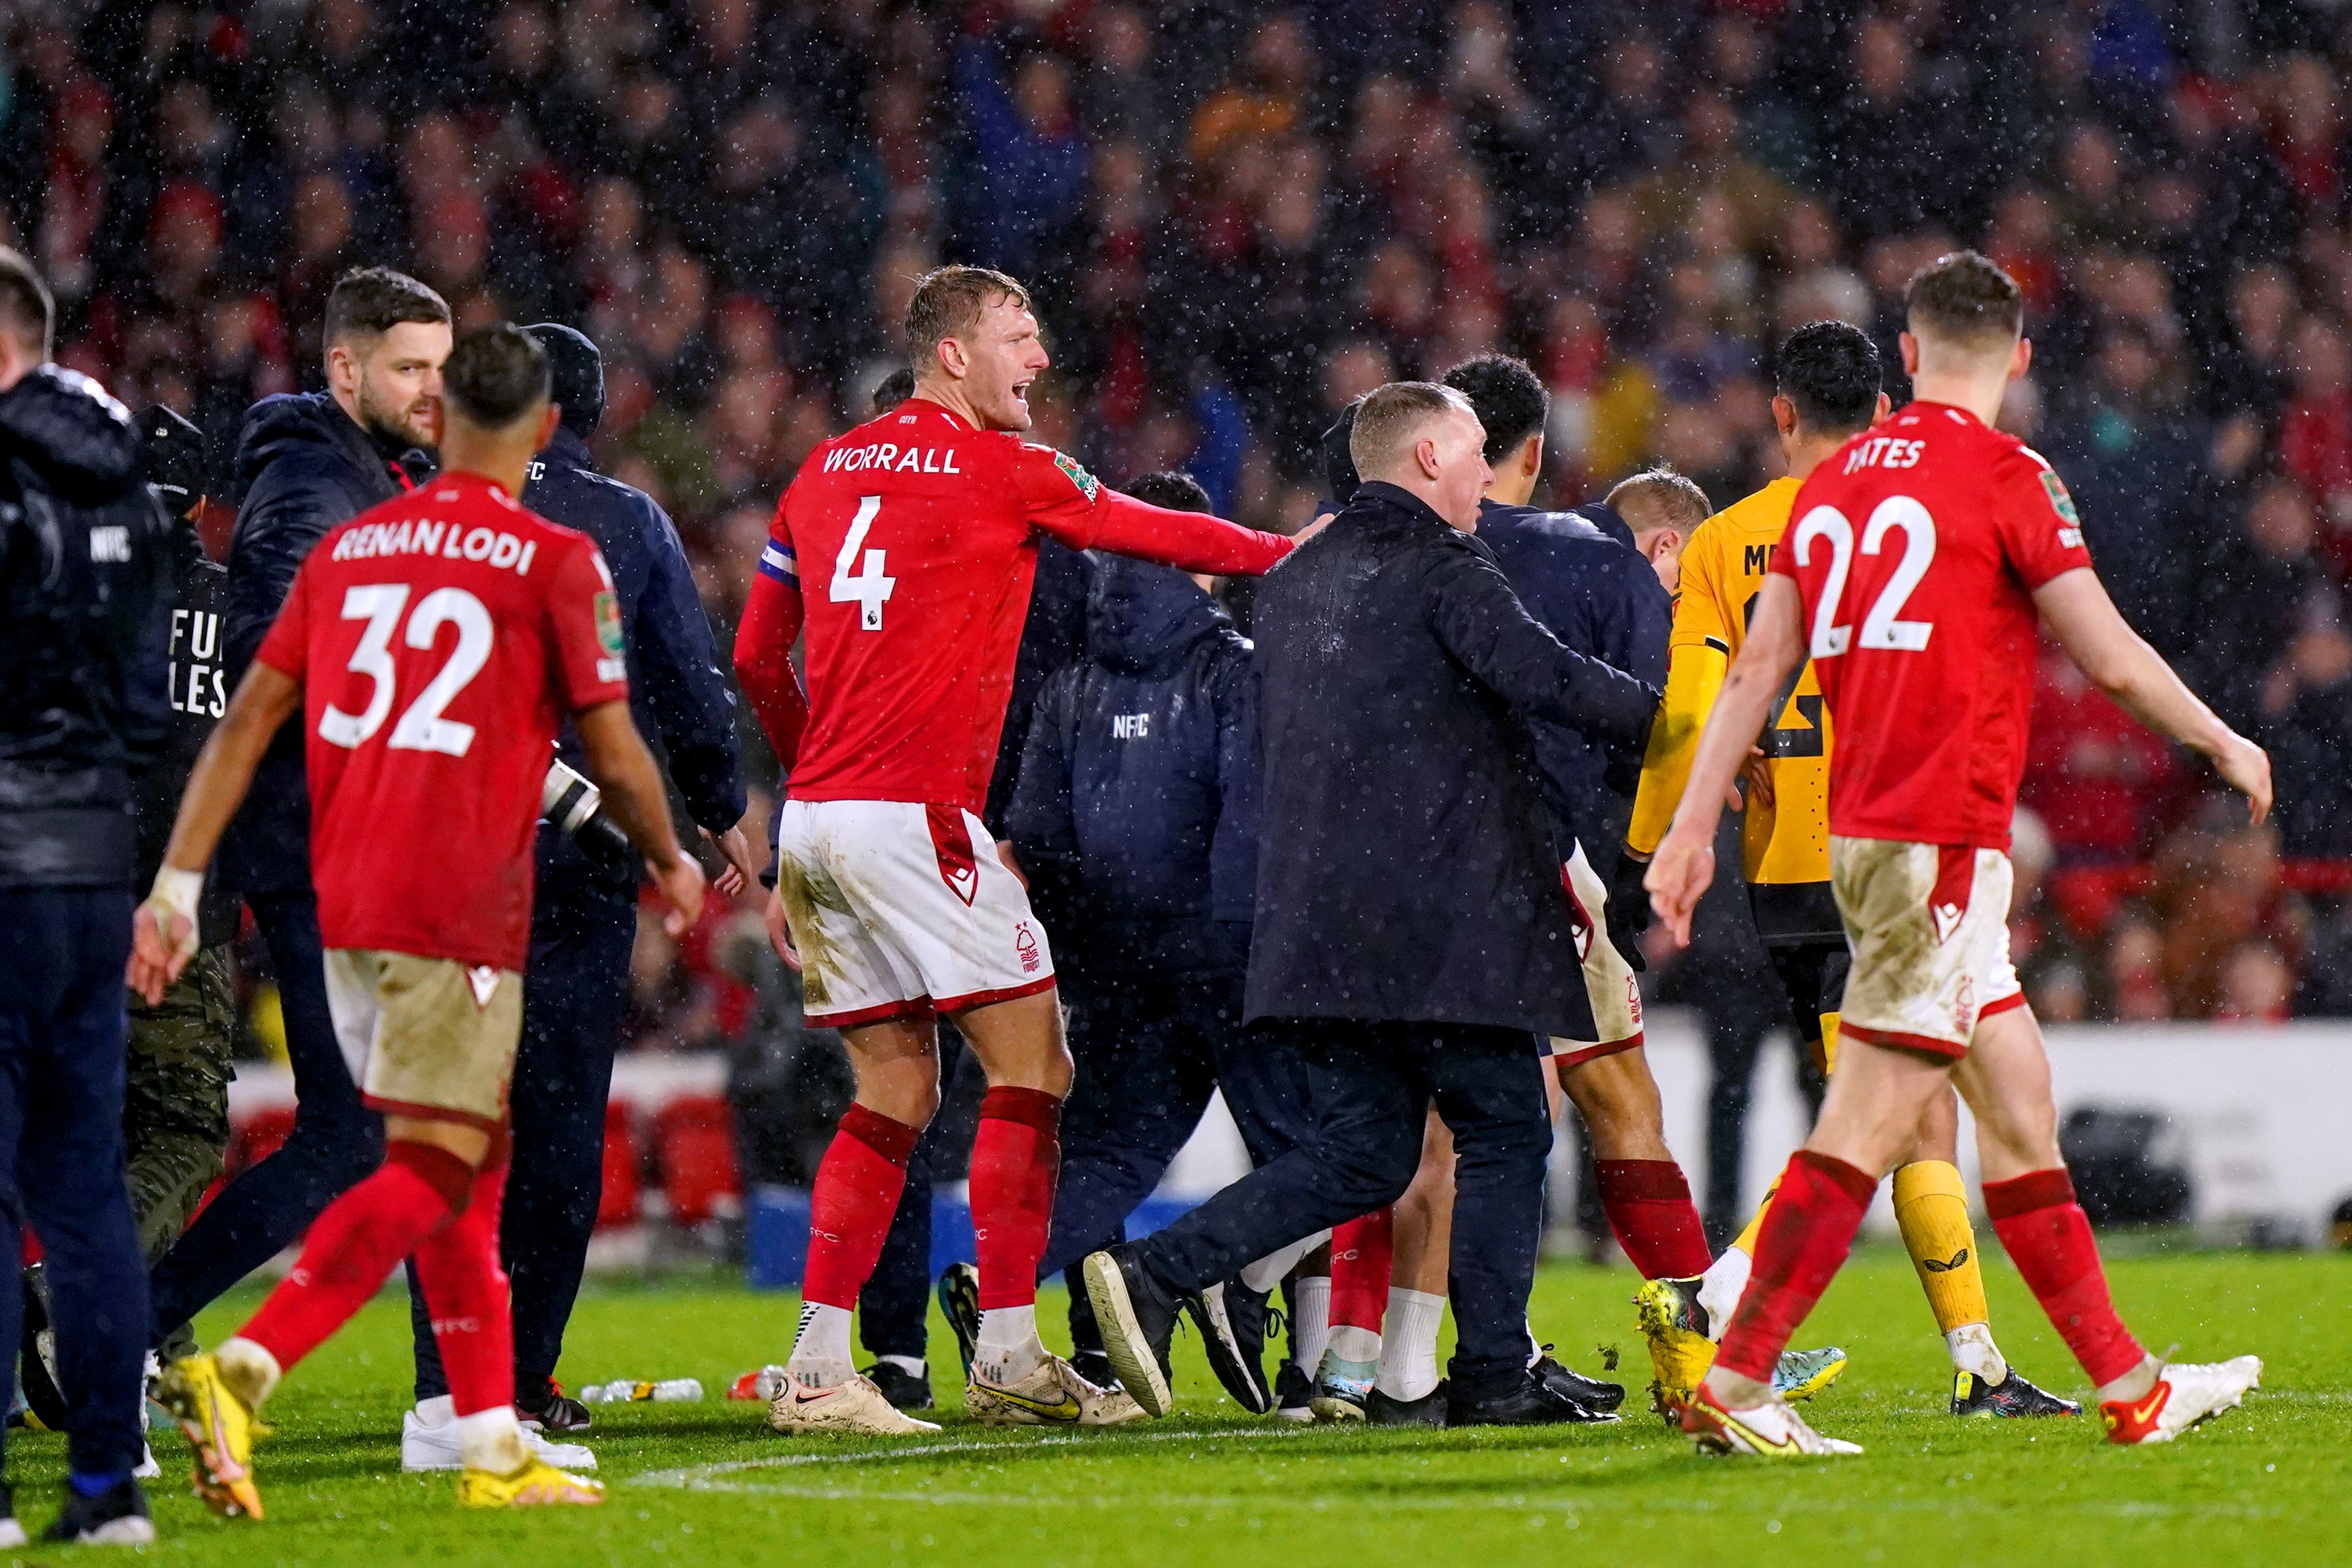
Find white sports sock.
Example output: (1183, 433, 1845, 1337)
(2094, 1353, 2159, 1406)
(876, 1354, 926, 1378)
(787, 1302, 855, 1389)
(1289, 1276, 1332, 1374)
(1525, 1322, 1542, 1370)
(455, 1405, 530, 1474)
(1325, 1325, 1380, 1366)
(215, 1336, 282, 1408)
(412, 1394, 457, 1427)
(1696, 1248, 1752, 1342)
(1374, 1288, 1445, 1402)
(1240, 1230, 1329, 1295)
(974, 1305, 1046, 1384)
(1947, 1322, 2008, 1385)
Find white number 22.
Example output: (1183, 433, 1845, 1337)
(1790, 496, 1938, 658)
(831, 495, 896, 631)
(317, 584, 494, 756)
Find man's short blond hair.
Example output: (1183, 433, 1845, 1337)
(1348, 381, 1476, 479)
(906, 265, 1031, 367)
(1606, 466, 1711, 535)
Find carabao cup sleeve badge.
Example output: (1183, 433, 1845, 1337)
(595, 590, 624, 656)
(1053, 450, 1101, 504)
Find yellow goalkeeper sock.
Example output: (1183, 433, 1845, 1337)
(1728, 1168, 1784, 1259)
(1817, 1012, 1841, 1075)
(1892, 1159, 1989, 1334)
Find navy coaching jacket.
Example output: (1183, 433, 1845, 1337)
(1474, 498, 1670, 883)
(1007, 555, 1257, 991)
(525, 427, 747, 894)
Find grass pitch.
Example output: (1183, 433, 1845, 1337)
(6, 1246, 2344, 1565)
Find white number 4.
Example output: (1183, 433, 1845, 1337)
(831, 495, 896, 631)
(1791, 496, 1938, 659)
(318, 583, 494, 756)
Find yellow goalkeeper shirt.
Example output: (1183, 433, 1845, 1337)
(1627, 476, 1834, 902)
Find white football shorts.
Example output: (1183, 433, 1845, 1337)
(1547, 839, 1645, 1066)
(775, 797, 1056, 1029)
(1829, 836, 2024, 1060)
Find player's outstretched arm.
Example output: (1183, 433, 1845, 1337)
(576, 699, 708, 935)
(128, 662, 302, 1004)
(1646, 574, 1806, 947)
(732, 567, 809, 769)
(1060, 488, 1298, 577)
(2035, 567, 2272, 823)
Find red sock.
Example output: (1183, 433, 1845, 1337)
(1716, 1151, 1877, 1383)
(1329, 1208, 1393, 1332)
(1593, 1159, 1713, 1278)
(1985, 1168, 2145, 1386)
(802, 1105, 919, 1310)
(414, 1157, 514, 1418)
(970, 1086, 1061, 1311)
(240, 1141, 468, 1371)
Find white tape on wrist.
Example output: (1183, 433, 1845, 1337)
(149, 867, 204, 953)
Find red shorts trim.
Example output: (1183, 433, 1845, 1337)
(933, 975, 1058, 1016)
(1979, 990, 2029, 1019)
(1835, 1021, 1968, 1062)
(805, 995, 937, 1030)
(1551, 1031, 1644, 1069)
(363, 1095, 509, 1134)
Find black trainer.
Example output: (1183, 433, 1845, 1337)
(1070, 1350, 1121, 1393)
(1081, 1243, 1183, 1418)
(1533, 1352, 1625, 1413)
(863, 1360, 934, 1411)
(1367, 1382, 1449, 1426)
(1952, 1368, 2082, 1418)
(43, 1478, 153, 1545)
(516, 1377, 593, 1435)
(1447, 1369, 1622, 1427)
(18, 1265, 65, 1432)
(935, 1262, 982, 1378)
(1274, 1359, 1315, 1423)
(1189, 1278, 1274, 1415)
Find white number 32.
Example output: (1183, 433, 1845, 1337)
(318, 584, 494, 756)
(831, 495, 896, 631)
(1791, 496, 1938, 658)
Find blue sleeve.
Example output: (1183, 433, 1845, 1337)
(1208, 651, 1260, 930)
(222, 454, 361, 681)
(1006, 668, 1078, 865)
(1186, 382, 1249, 517)
(629, 494, 748, 832)
(1625, 574, 1671, 690)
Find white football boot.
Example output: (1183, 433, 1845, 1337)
(2100, 1356, 2262, 1445)
(402, 1402, 598, 1472)
(768, 1373, 941, 1435)
(965, 1352, 1147, 1427)
(1682, 1382, 1862, 1456)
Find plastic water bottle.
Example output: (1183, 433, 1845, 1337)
(728, 1365, 791, 1402)
(579, 1378, 705, 1404)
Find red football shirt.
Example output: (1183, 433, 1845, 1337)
(749, 397, 1293, 814)
(1769, 401, 2095, 851)
(255, 472, 630, 970)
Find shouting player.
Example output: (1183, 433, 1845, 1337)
(129, 325, 705, 1513)
(1627, 320, 2075, 1421)
(732, 266, 1298, 1435)
(1647, 252, 2268, 1456)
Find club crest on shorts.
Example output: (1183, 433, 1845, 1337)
(1015, 921, 1041, 975)
(466, 965, 500, 1009)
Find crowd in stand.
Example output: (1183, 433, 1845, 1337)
(9, 0, 2352, 1028)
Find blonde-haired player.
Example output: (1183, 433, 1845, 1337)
(1623, 320, 2075, 1421)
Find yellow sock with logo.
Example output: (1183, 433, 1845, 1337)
(1893, 1160, 1990, 1335)
(1817, 1012, 1841, 1075)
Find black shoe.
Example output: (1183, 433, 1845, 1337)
(1952, 1368, 2082, 1418)
(1367, 1382, 1449, 1426)
(1070, 1350, 1121, 1392)
(936, 1262, 981, 1379)
(1533, 1352, 1625, 1413)
(1274, 1359, 1315, 1423)
(1447, 1369, 1622, 1427)
(43, 1478, 152, 1545)
(1081, 1243, 1182, 1418)
(516, 1378, 593, 1435)
(862, 1359, 934, 1410)
(1188, 1278, 1274, 1415)
(18, 1265, 66, 1433)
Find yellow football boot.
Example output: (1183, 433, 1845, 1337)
(457, 1458, 606, 1508)
(156, 1353, 265, 1520)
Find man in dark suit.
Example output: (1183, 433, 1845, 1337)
(1084, 382, 1657, 1428)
